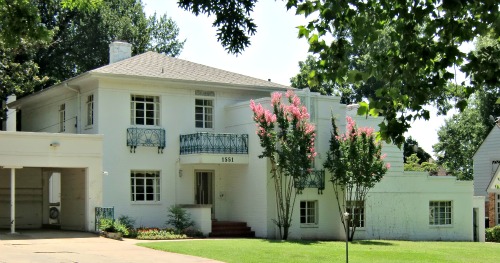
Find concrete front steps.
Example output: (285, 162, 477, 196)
(209, 221, 255, 238)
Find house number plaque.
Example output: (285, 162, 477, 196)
(222, 157, 234, 163)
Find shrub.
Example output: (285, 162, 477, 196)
(98, 218, 129, 236)
(166, 205, 195, 233)
(486, 225, 500, 242)
(117, 215, 136, 237)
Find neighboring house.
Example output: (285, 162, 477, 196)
(473, 125, 500, 228)
(0, 41, 484, 241)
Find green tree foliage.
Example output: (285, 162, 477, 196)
(324, 116, 389, 241)
(250, 90, 316, 240)
(290, 55, 361, 104)
(403, 136, 431, 164)
(178, 0, 499, 146)
(433, 35, 500, 181)
(433, 94, 491, 180)
(35, 0, 185, 89)
(404, 153, 438, 175)
(0, 0, 185, 118)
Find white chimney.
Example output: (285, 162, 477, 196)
(6, 95, 16, 131)
(109, 41, 132, 64)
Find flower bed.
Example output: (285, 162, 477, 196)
(136, 227, 189, 240)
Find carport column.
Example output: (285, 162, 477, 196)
(4, 166, 23, 234)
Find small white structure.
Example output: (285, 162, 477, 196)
(0, 132, 103, 232)
(2, 41, 482, 241)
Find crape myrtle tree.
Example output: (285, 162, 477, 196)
(250, 90, 317, 240)
(324, 116, 389, 241)
(178, 0, 500, 146)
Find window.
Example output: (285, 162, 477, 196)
(131, 95, 160, 126)
(429, 201, 452, 225)
(347, 201, 365, 228)
(195, 99, 213, 128)
(130, 171, 160, 202)
(300, 201, 318, 225)
(497, 194, 500, 225)
(59, 104, 65, 132)
(86, 94, 94, 126)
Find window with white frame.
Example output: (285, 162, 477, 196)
(59, 104, 65, 132)
(195, 99, 213, 128)
(429, 201, 452, 225)
(130, 95, 160, 126)
(130, 170, 160, 202)
(300, 200, 318, 225)
(86, 94, 94, 126)
(347, 200, 365, 228)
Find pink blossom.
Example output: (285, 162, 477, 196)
(381, 154, 387, 160)
(292, 95, 301, 106)
(286, 90, 294, 98)
(271, 92, 282, 106)
(385, 163, 391, 169)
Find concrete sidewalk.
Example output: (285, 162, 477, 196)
(0, 230, 223, 263)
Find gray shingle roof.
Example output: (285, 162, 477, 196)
(91, 51, 290, 89)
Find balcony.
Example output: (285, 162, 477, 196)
(179, 132, 249, 164)
(127, 127, 165, 153)
(295, 170, 326, 194)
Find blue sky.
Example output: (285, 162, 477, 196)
(142, 0, 460, 157)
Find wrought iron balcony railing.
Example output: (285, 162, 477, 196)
(294, 170, 326, 194)
(127, 127, 166, 153)
(179, 132, 248, 155)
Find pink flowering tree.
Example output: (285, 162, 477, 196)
(250, 90, 316, 240)
(324, 116, 389, 241)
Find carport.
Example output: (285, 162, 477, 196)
(0, 131, 103, 233)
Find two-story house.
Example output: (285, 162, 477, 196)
(1, 41, 484, 241)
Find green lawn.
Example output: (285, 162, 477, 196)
(138, 239, 500, 263)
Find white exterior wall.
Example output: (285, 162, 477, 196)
(473, 127, 500, 197)
(95, 77, 272, 229)
(354, 172, 474, 241)
(0, 131, 103, 231)
(224, 100, 270, 237)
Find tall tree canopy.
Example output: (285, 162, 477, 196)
(0, 0, 185, 118)
(178, 0, 500, 145)
(35, 0, 185, 89)
(433, 35, 500, 181)
(403, 136, 431, 164)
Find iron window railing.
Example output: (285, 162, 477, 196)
(127, 127, 166, 153)
(295, 170, 326, 194)
(179, 132, 248, 155)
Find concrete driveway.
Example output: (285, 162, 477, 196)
(0, 230, 223, 263)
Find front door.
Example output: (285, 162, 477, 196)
(195, 171, 214, 218)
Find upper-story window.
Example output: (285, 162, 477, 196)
(59, 104, 65, 132)
(195, 99, 213, 128)
(131, 95, 160, 126)
(86, 94, 94, 126)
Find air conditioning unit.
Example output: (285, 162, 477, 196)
(49, 203, 60, 224)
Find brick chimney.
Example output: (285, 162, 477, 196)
(109, 41, 132, 64)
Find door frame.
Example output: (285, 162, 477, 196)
(194, 170, 215, 218)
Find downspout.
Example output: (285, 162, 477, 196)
(65, 83, 81, 134)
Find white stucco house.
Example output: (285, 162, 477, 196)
(0, 41, 484, 241)
(473, 125, 500, 228)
